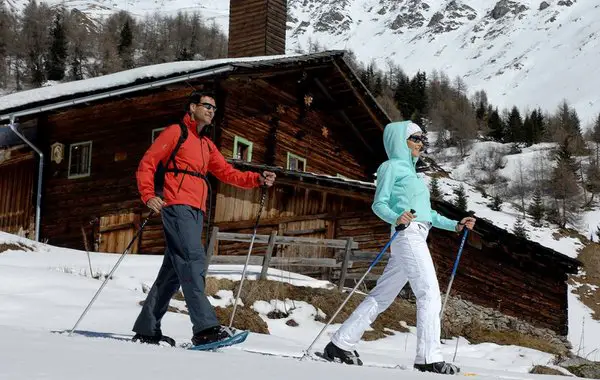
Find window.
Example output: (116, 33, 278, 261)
(233, 136, 253, 162)
(68, 141, 92, 179)
(287, 152, 306, 172)
(152, 127, 166, 142)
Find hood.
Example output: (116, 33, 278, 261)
(383, 121, 418, 165)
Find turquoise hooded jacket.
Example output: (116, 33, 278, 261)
(372, 121, 458, 232)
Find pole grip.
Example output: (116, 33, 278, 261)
(395, 209, 416, 231)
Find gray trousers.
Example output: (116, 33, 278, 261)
(133, 205, 219, 336)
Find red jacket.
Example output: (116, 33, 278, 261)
(137, 113, 261, 211)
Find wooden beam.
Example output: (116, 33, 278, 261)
(215, 232, 359, 249)
(333, 60, 384, 130)
(313, 77, 375, 154)
(283, 227, 327, 236)
(260, 230, 278, 280)
(338, 237, 354, 291)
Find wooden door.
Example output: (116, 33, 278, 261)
(97, 212, 140, 253)
(0, 154, 35, 236)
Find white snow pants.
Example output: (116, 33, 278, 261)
(331, 221, 443, 365)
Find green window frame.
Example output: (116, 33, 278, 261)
(287, 152, 306, 172)
(233, 136, 253, 162)
(68, 141, 93, 179)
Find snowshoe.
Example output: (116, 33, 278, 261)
(414, 362, 460, 375)
(321, 342, 363, 366)
(192, 325, 236, 346)
(132, 333, 176, 347)
(189, 326, 248, 351)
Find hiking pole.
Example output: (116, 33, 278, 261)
(68, 211, 155, 336)
(229, 186, 268, 328)
(302, 210, 415, 358)
(440, 227, 469, 322)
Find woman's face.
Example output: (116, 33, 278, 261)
(406, 132, 424, 157)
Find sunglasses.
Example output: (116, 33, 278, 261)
(198, 102, 217, 111)
(407, 134, 425, 143)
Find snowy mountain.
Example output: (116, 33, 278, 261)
(5, 0, 599, 126)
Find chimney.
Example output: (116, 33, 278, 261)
(228, 0, 287, 58)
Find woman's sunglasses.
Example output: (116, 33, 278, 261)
(407, 134, 425, 144)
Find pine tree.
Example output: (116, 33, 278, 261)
(592, 113, 600, 164)
(555, 137, 579, 177)
(46, 13, 67, 81)
(118, 19, 134, 69)
(489, 193, 502, 211)
(454, 184, 468, 212)
(507, 106, 523, 143)
(523, 114, 534, 146)
(596, 226, 600, 242)
(430, 177, 441, 200)
(487, 108, 505, 142)
(531, 109, 545, 144)
(528, 188, 544, 227)
(513, 218, 528, 239)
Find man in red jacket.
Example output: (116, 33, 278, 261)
(132, 91, 276, 347)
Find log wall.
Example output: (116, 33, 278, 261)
(220, 78, 371, 181)
(38, 88, 193, 249)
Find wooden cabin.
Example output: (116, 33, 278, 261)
(0, 0, 580, 336)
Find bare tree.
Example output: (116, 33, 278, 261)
(469, 145, 507, 184)
(549, 161, 581, 229)
(511, 159, 529, 217)
(376, 88, 402, 121)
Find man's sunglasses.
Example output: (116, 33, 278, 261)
(198, 102, 217, 111)
(407, 134, 425, 143)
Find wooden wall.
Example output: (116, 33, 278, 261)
(0, 153, 35, 236)
(220, 78, 372, 182)
(38, 88, 193, 249)
(429, 230, 569, 335)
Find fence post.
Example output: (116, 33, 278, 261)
(260, 230, 278, 280)
(205, 226, 219, 274)
(338, 237, 354, 291)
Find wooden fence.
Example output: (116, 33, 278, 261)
(204, 227, 387, 291)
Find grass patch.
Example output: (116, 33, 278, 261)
(154, 278, 569, 353)
(235, 279, 413, 339)
(443, 319, 568, 355)
(0, 242, 34, 253)
(529, 365, 566, 376)
(552, 228, 590, 243)
(570, 243, 600, 322)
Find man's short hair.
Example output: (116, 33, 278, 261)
(186, 90, 215, 112)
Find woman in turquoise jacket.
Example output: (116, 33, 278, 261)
(323, 121, 476, 374)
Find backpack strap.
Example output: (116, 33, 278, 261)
(164, 122, 188, 176)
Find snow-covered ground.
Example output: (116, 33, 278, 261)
(2, 137, 600, 378)
(0, 228, 596, 380)
(427, 137, 600, 361)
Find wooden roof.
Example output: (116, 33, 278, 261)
(0, 51, 391, 163)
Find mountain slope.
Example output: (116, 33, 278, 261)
(3, 0, 600, 125)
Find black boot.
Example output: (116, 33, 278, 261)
(132, 333, 176, 347)
(192, 326, 234, 346)
(322, 342, 363, 366)
(414, 362, 460, 375)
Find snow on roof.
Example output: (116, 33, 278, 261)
(0, 52, 336, 117)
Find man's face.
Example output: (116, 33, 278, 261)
(190, 96, 216, 127)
